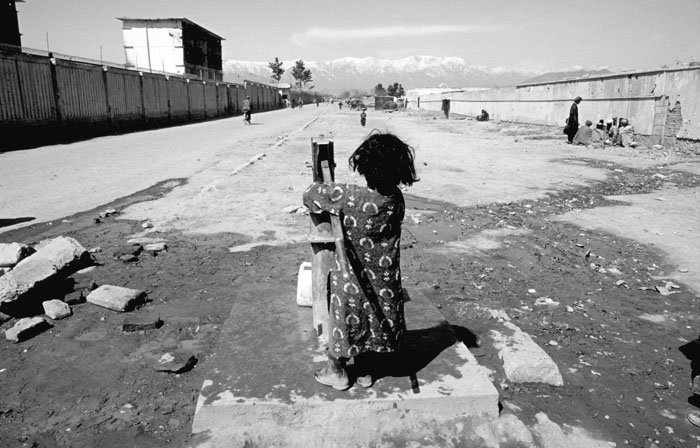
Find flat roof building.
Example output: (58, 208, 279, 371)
(118, 17, 223, 81)
(1, 0, 24, 50)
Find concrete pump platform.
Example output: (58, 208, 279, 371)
(189, 282, 499, 447)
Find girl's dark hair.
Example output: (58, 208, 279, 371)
(348, 131, 419, 190)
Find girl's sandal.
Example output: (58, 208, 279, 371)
(356, 375, 373, 388)
(314, 367, 350, 391)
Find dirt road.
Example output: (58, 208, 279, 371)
(1, 105, 699, 447)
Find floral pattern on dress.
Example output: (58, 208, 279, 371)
(303, 182, 406, 357)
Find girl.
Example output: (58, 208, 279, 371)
(303, 132, 419, 390)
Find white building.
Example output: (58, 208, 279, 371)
(118, 17, 223, 81)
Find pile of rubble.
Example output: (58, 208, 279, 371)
(0, 235, 150, 343)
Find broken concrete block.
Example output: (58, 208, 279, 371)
(122, 315, 163, 332)
(144, 243, 167, 253)
(5, 316, 51, 342)
(86, 285, 145, 312)
(0, 243, 35, 268)
(43, 299, 71, 320)
(490, 321, 564, 386)
(0, 236, 90, 308)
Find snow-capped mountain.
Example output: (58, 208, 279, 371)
(223, 56, 546, 95)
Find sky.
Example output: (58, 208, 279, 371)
(16, 0, 700, 71)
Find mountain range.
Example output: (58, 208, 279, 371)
(222, 56, 613, 96)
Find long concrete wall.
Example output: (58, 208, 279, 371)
(0, 49, 283, 150)
(409, 67, 700, 142)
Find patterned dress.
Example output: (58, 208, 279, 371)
(303, 182, 406, 358)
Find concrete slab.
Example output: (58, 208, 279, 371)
(0, 236, 88, 307)
(189, 283, 498, 448)
(86, 285, 145, 312)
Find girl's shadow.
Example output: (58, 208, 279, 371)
(351, 322, 479, 392)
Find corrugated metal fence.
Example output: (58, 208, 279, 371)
(0, 50, 283, 150)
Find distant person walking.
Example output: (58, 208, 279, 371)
(565, 96, 582, 143)
(242, 96, 252, 125)
(360, 109, 367, 127)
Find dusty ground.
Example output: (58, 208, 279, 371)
(1, 106, 699, 447)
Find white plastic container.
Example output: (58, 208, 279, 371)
(296, 261, 313, 307)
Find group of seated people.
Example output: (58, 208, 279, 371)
(573, 117, 637, 148)
(475, 109, 489, 121)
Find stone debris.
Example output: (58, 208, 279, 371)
(282, 205, 307, 214)
(122, 315, 164, 332)
(141, 221, 154, 229)
(0, 243, 35, 268)
(144, 242, 167, 253)
(0, 236, 90, 308)
(75, 266, 96, 275)
(487, 309, 511, 321)
(5, 316, 51, 342)
(127, 237, 167, 245)
(75, 281, 99, 303)
(154, 353, 198, 374)
(112, 244, 143, 258)
(88, 247, 102, 254)
(99, 208, 119, 218)
(119, 254, 139, 263)
(490, 321, 564, 386)
(86, 285, 146, 312)
(639, 281, 682, 296)
(42, 299, 71, 320)
(639, 313, 666, 323)
(531, 412, 616, 447)
(607, 267, 622, 276)
(534, 297, 559, 307)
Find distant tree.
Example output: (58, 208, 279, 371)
(341, 90, 351, 98)
(291, 59, 313, 92)
(386, 82, 405, 97)
(268, 57, 285, 84)
(373, 83, 387, 96)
